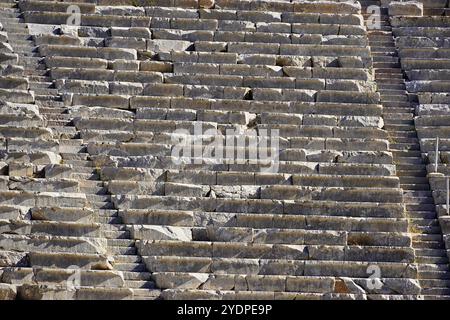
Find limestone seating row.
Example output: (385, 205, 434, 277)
(75, 104, 382, 124)
(20, 1, 364, 25)
(117, 200, 405, 220)
(53, 76, 376, 94)
(391, 16, 450, 28)
(69, 24, 367, 39)
(157, 289, 421, 300)
(43, 57, 371, 80)
(47, 70, 374, 96)
(99, 164, 396, 182)
(85, 146, 391, 168)
(0, 233, 106, 255)
(0, 190, 88, 209)
(19, 0, 362, 14)
(37, 41, 371, 59)
(4, 137, 84, 155)
(65, 171, 402, 193)
(64, 89, 379, 107)
(44, 62, 371, 82)
(79, 129, 388, 153)
(0, 219, 101, 238)
(90, 156, 394, 176)
(0, 89, 34, 104)
(38, 31, 368, 49)
(32, 30, 368, 51)
(399, 48, 450, 60)
(31, 17, 367, 37)
(140, 252, 415, 272)
(13, 284, 133, 300)
(136, 248, 417, 278)
(66, 100, 382, 120)
(1, 266, 125, 288)
(395, 36, 450, 49)
(119, 208, 407, 232)
(400, 60, 450, 72)
(40, 44, 372, 68)
(101, 180, 402, 199)
(128, 225, 410, 247)
(393, 27, 450, 38)
(96, 166, 398, 192)
(111, 195, 405, 219)
(73, 117, 387, 141)
(149, 272, 420, 295)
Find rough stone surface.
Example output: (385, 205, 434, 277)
(0, 0, 448, 301)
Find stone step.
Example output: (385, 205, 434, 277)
(390, 143, 420, 151)
(391, 137, 419, 144)
(114, 255, 142, 264)
(407, 204, 437, 212)
(404, 196, 434, 204)
(382, 101, 410, 108)
(103, 230, 130, 239)
(372, 56, 399, 64)
(125, 280, 155, 289)
(122, 271, 151, 281)
(98, 209, 118, 218)
(131, 288, 161, 299)
(385, 119, 414, 126)
(98, 216, 122, 224)
(107, 246, 137, 255)
(371, 47, 396, 54)
(399, 177, 429, 184)
(401, 184, 431, 191)
(71, 172, 101, 181)
(393, 150, 422, 158)
(395, 157, 424, 165)
(408, 211, 437, 219)
(108, 239, 135, 247)
(114, 263, 148, 272)
(102, 224, 127, 232)
(396, 164, 426, 171)
(373, 62, 401, 68)
(404, 191, 433, 197)
(383, 110, 411, 118)
(79, 186, 109, 195)
(63, 159, 94, 167)
(389, 131, 418, 139)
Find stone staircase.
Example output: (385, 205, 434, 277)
(361, 0, 450, 299)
